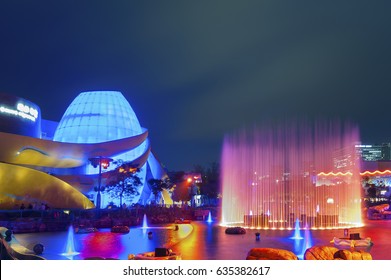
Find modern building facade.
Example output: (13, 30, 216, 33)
(0, 91, 167, 210)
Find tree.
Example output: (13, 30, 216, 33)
(166, 171, 191, 204)
(105, 162, 143, 207)
(148, 177, 172, 204)
(171, 181, 191, 203)
(192, 162, 220, 205)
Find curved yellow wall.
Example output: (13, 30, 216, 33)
(0, 162, 94, 209)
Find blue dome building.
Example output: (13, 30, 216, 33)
(0, 91, 168, 209)
(52, 91, 165, 207)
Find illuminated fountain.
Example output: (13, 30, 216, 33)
(207, 211, 213, 223)
(300, 225, 313, 259)
(221, 120, 362, 229)
(291, 219, 303, 240)
(60, 225, 80, 259)
(142, 214, 148, 229)
(141, 214, 148, 234)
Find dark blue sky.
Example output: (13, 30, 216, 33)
(1, 1, 391, 171)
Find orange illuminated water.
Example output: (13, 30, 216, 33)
(221, 120, 363, 229)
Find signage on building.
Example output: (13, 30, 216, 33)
(0, 102, 39, 122)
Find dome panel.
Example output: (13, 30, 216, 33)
(53, 91, 143, 143)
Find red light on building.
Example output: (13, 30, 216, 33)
(89, 157, 113, 169)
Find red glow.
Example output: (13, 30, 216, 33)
(80, 232, 123, 259)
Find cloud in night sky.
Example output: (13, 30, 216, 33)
(1, 1, 391, 171)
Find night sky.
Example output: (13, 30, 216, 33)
(1, 1, 391, 171)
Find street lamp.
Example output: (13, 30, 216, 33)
(89, 156, 113, 213)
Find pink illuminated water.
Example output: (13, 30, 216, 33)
(221, 120, 362, 229)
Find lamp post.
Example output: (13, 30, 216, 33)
(89, 156, 113, 215)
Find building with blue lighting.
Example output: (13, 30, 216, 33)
(0, 91, 168, 210)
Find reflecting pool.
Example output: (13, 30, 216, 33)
(11, 220, 388, 260)
(13, 224, 192, 260)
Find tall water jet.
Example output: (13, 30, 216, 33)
(221, 120, 362, 229)
(141, 214, 148, 234)
(207, 211, 213, 223)
(60, 225, 80, 259)
(142, 214, 148, 229)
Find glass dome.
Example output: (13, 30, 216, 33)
(53, 90, 147, 172)
(53, 91, 148, 206)
(53, 91, 143, 143)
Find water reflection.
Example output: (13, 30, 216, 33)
(13, 224, 193, 260)
(79, 232, 123, 259)
(13, 220, 387, 260)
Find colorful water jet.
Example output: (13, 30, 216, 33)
(291, 219, 303, 240)
(221, 120, 362, 229)
(207, 211, 213, 223)
(300, 225, 313, 259)
(60, 225, 80, 259)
